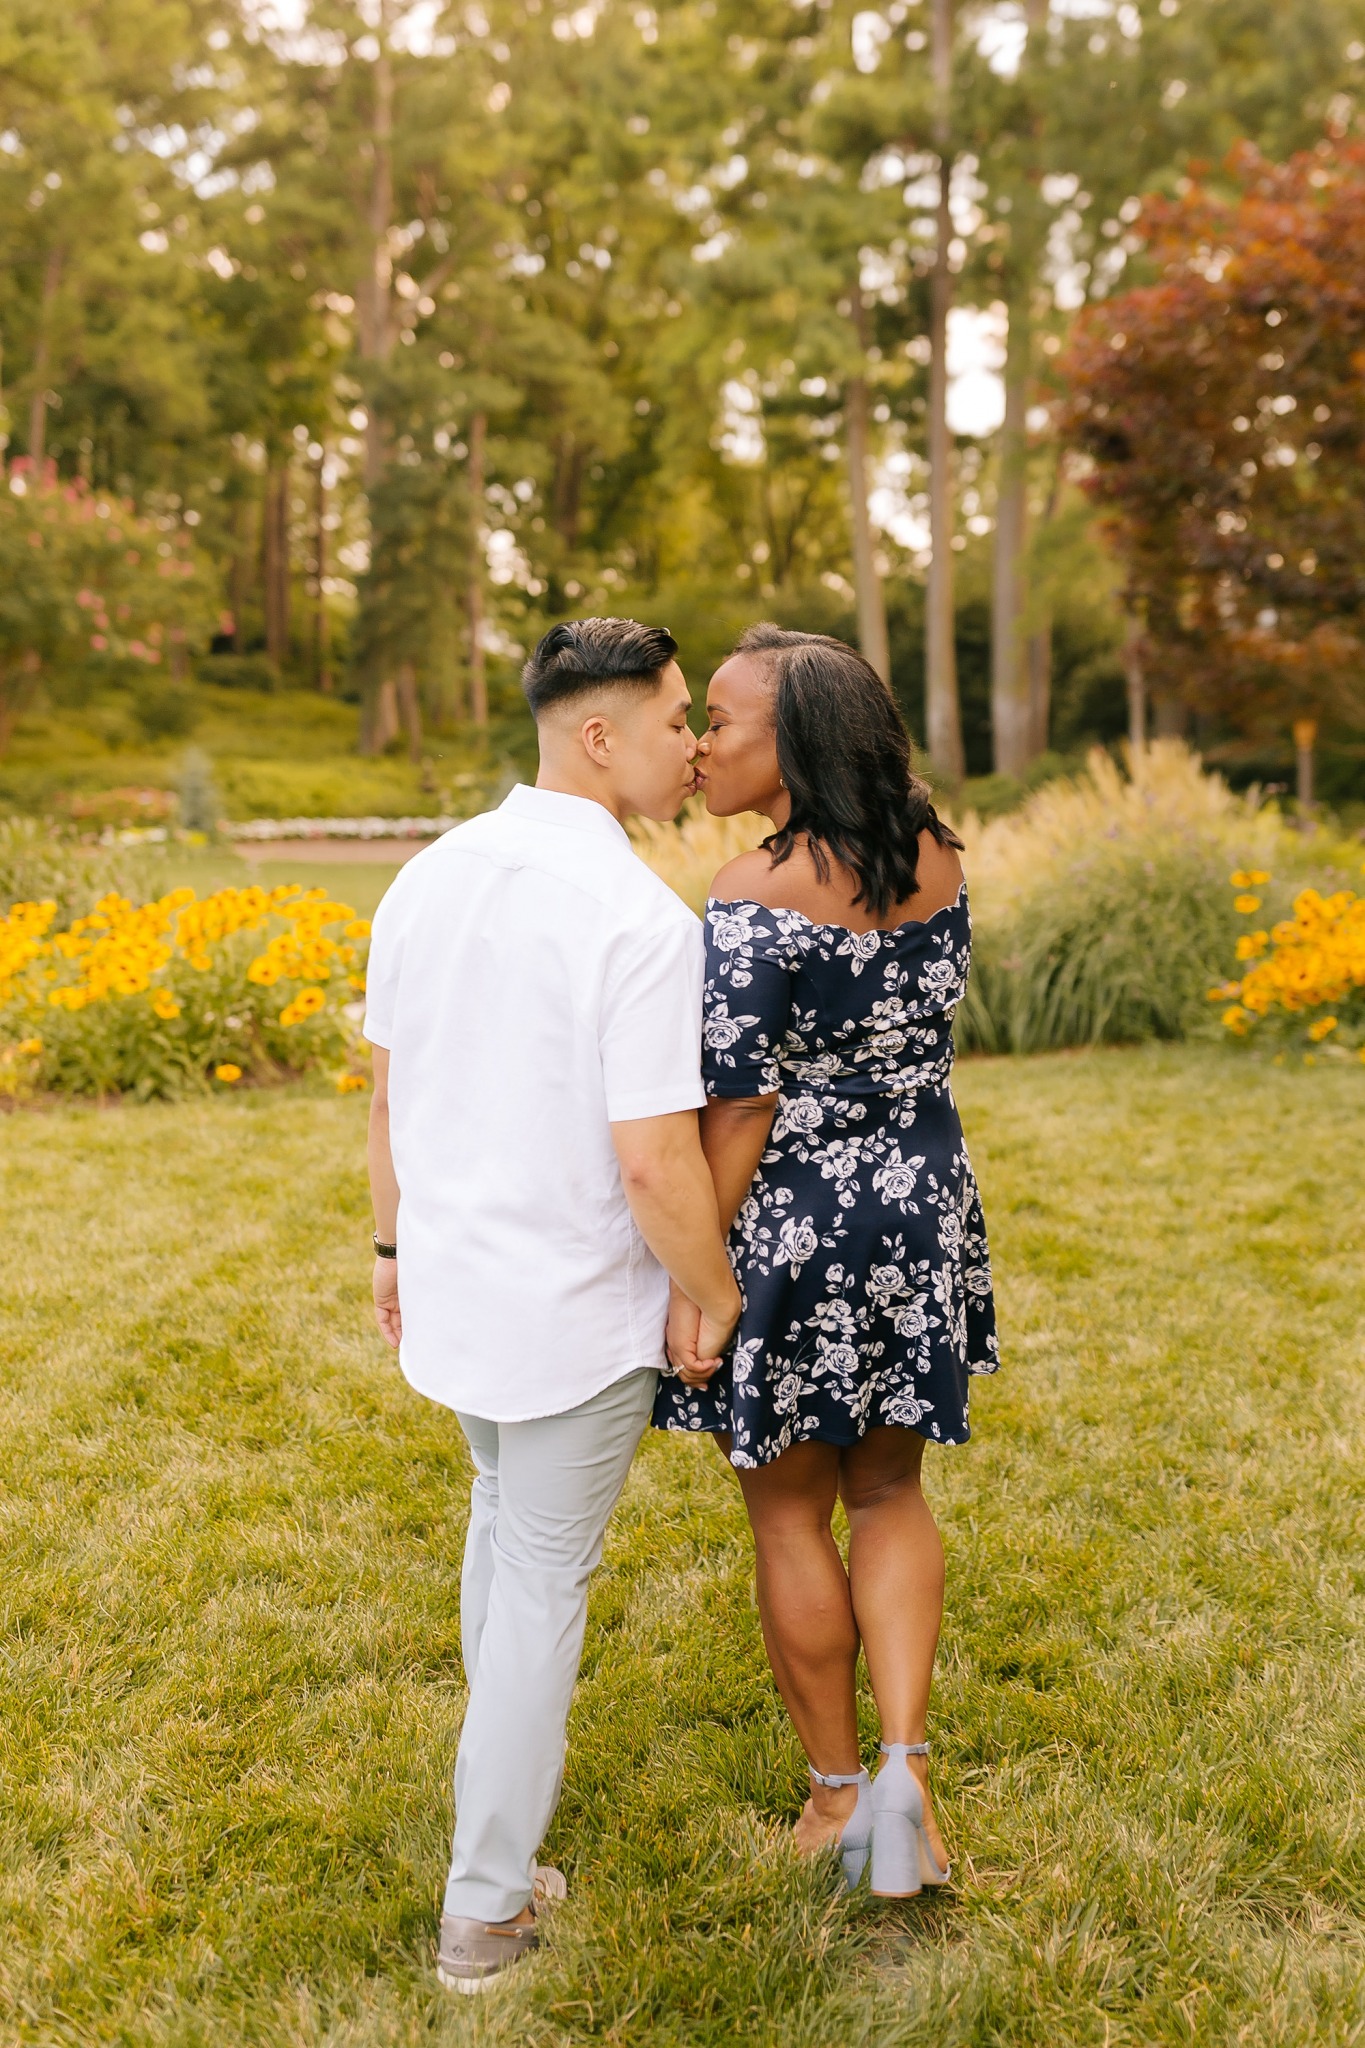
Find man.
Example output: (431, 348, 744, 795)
(363, 618, 739, 1994)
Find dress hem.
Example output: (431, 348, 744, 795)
(654, 1413, 972, 1464)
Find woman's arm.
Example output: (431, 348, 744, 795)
(664, 1091, 776, 1378)
(701, 1092, 778, 1232)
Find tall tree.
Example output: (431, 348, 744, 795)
(924, 0, 963, 779)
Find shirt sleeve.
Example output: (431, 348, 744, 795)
(361, 887, 402, 1049)
(600, 912, 706, 1121)
(701, 900, 794, 1098)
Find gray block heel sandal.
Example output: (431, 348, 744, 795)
(870, 1742, 951, 1898)
(810, 1766, 873, 1888)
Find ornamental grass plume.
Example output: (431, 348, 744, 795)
(946, 742, 1283, 1053)
(630, 800, 766, 914)
(0, 880, 371, 1100)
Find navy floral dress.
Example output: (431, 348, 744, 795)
(653, 885, 998, 1468)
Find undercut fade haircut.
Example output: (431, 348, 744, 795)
(733, 622, 963, 918)
(521, 617, 679, 718)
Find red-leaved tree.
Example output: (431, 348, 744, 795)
(1061, 140, 1365, 794)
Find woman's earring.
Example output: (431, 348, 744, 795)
(778, 774, 786, 790)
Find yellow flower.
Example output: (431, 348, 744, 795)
(214, 1062, 242, 1083)
(1221, 1005, 1249, 1034)
(1307, 1016, 1338, 1042)
(1233, 894, 1262, 915)
(1229, 870, 1253, 888)
(150, 988, 181, 1020)
(1235, 932, 1268, 961)
(279, 986, 327, 1028)
(246, 958, 279, 986)
(16, 1037, 42, 1056)
(335, 1072, 368, 1094)
(1246, 870, 1270, 886)
(344, 919, 371, 940)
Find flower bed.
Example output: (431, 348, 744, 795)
(1213, 867, 1365, 1060)
(0, 883, 371, 1100)
(223, 816, 454, 842)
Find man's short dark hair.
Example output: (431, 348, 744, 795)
(521, 617, 679, 718)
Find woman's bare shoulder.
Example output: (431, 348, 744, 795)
(709, 848, 783, 904)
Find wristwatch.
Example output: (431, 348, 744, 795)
(372, 1233, 397, 1259)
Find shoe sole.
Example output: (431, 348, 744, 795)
(437, 1963, 521, 1996)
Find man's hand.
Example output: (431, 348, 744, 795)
(666, 1282, 739, 1388)
(373, 1257, 401, 1350)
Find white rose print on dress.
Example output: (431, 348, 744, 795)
(654, 887, 998, 1467)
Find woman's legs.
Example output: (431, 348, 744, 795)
(838, 1428, 948, 1865)
(733, 1441, 863, 1849)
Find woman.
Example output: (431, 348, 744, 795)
(655, 624, 998, 1898)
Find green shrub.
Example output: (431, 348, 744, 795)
(195, 652, 280, 692)
(963, 834, 1242, 1052)
(952, 743, 1284, 1053)
(132, 678, 199, 741)
(0, 818, 166, 924)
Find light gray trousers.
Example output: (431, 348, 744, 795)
(444, 1367, 657, 1924)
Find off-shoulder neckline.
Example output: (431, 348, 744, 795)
(706, 879, 967, 939)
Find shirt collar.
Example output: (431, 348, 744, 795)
(500, 782, 632, 847)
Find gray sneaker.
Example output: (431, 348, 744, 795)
(436, 1912, 540, 1995)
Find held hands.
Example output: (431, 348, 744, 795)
(373, 1257, 402, 1350)
(666, 1280, 740, 1388)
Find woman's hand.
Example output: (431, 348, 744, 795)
(666, 1286, 732, 1387)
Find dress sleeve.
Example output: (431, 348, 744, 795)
(701, 899, 795, 1098)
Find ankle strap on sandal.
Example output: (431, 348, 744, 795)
(879, 1741, 930, 1757)
(808, 1765, 867, 1788)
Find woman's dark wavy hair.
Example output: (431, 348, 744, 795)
(734, 623, 963, 917)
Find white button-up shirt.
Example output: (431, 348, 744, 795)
(363, 784, 705, 1421)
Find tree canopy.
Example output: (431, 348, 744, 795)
(2, 0, 1364, 787)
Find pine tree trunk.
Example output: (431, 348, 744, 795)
(844, 369, 891, 684)
(1293, 716, 1317, 817)
(370, 674, 400, 752)
(355, 43, 396, 754)
(263, 462, 290, 673)
(1026, 618, 1051, 755)
(396, 660, 423, 762)
(1122, 616, 1146, 755)
(230, 492, 252, 655)
(925, 0, 964, 781)
(313, 456, 332, 692)
(990, 295, 1032, 774)
(27, 245, 63, 469)
(358, 48, 395, 490)
(467, 410, 488, 728)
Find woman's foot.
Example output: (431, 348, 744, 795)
(792, 1779, 860, 1855)
(877, 1749, 949, 1872)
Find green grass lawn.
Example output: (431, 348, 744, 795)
(2, 1046, 1362, 2046)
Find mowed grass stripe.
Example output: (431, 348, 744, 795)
(0, 1046, 1361, 2045)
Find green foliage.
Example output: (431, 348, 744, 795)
(0, 816, 161, 923)
(953, 742, 1283, 1053)
(0, 1051, 1362, 2040)
(963, 833, 1242, 1053)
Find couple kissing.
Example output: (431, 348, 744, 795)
(363, 614, 999, 1993)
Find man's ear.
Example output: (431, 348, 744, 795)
(579, 711, 613, 768)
